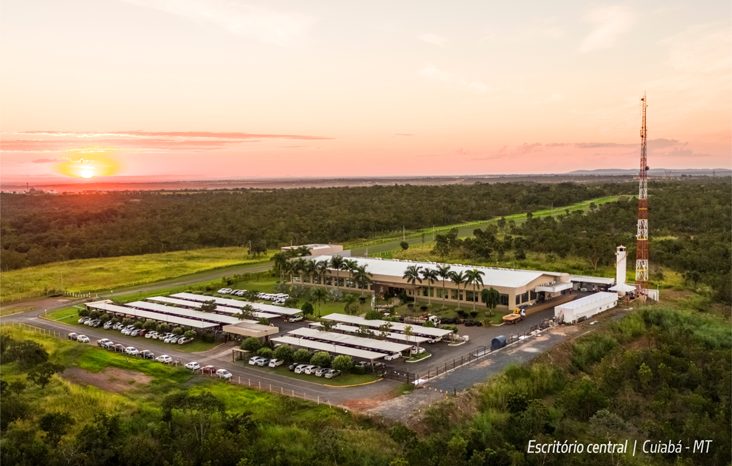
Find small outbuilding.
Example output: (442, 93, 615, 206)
(554, 292, 618, 324)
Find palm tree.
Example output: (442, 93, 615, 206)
(351, 265, 372, 295)
(420, 268, 439, 305)
(312, 287, 329, 313)
(329, 255, 345, 288)
(314, 260, 329, 285)
(301, 259, 316, 284)
(342, 259, 358, 288)
(272, 252, 289, 282)
(436, 264, 452, 300)
(290, 257, 306, 283)
(465, 269, 486, 312)
(402, 265, 423, 303)
(343, 294, 358, 314)
(449, 270, 466, 309)
(404, 324, 420, 354)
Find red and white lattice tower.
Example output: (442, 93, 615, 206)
(635, 94, 649, 294)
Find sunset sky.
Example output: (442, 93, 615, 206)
(1, 0, 730, 183)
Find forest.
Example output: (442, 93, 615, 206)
(430, 180, 731, 302)
(1, 303, 729, 465)
(0, 182, 624, 270)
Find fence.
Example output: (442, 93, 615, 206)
(385, 320, 555, 385)
(3, 322, 64, 339)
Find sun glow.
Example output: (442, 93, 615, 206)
(55, 150, 121, 179)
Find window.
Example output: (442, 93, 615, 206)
(522, 292, 529, 303)
(500, 294, 509, 306)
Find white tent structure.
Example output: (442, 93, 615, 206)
(554, 292, 618, 324)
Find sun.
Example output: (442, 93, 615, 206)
(55, 150, 121, 179)
(77, 161, 96, 179)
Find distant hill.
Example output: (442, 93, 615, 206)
(567, 168, 732, 176)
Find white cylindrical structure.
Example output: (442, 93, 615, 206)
(615, 245, 627, 285)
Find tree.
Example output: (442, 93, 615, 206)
(420, 268, 438, 305)
(481, 288, 500, 316)
(310, 351, 332, 368)
(436, 264, 452, 301)
(293, 349, 311, 363)
(465, 269, 485, 312)
(329, 255, 345, 287)
(4, 341, 48, 369)
(351, 265, 372, 294)
(449, 270, 467, 309)
(183, 330, 196, 339)
(27, 362, 63, 387)
(241, 337, 262, 352)
(256, 347, 273, 358)
(237, 304, 255, 320)
(312, 287, 329, 312)
(273, 344, 294, 362)
(332, 355, 353, 372)
(39, 411, 74, 445)
(402, 265, 423, 302)
(201, 300, 216, 313)
(301, 302, 314, 316)
(343, 294, 359, 314)
(172, 326, 184, 336)
(400, 241, 409, 251)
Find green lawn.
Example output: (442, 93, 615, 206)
(0, 247, 270, 304)
(264, 365, 379, 386)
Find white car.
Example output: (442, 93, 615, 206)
(294, 364, 309, 374)
(156, 354, 173, 364)
(184, 361, 201, 371)
(218, 288, 232, 294)
(96, 338, 111, 347)
(76, 335, 90, 343)
(103, 321, 114, 329)
(288, 315, 304, 322)
(248, 356, 264, 366)
(384, 352, 401, 361)
(268, 359, 284, 368)
(145, 331, 158, 339)
(410, 346, 426, 355)
(124, 346, 139, 356)
(303, 365, 318, 375)
(215, 369, 233, 380)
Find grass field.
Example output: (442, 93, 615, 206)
(266, 365, 380, 387)
(0, 248, 269, 304)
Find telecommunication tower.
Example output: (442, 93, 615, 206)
(635, 94, 649, 294)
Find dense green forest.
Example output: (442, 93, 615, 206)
(2, 304, 730, 465)
(0, 183, 624, 270)
(431, 180, 731, 302)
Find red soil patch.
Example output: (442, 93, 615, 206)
(62, 367, 152, 393)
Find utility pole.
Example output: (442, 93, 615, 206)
(635, 94, 649, 296)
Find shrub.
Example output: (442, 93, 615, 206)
(122, 318, 134, 326)
(332, 355, 353, 372)
(183, 330, 196, 339)
(301, 302, 314, 315)
(273, 345, 294, 362)
(310, 351, 331, 368)
(172, 326, 184, 336)
(293, 349, 311, 363)
(241, 337, 262, 352)
(256, 347, 273, 358)
(157, 323, 171, 333)
(365, 310, 381, 320)
(78, 308, 90, 318)
(142, 320, 157, 330)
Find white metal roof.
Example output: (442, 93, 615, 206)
(570, 275, 615, 285)
(555, 292, 618, 311)
(171, 292, 301, 316)
(147, 296, 279, 320)
(535, 282, 573, 292)
(311, 255, 563, 289)
(127, 301, 245, 325)
(609, 283, 636, 293)
(86, 301, 218, 329)
(288, 327, 412, 353)
(271, 335, 386, 361)
(321, 313, 452, 338)
(309, 322, 431, 344)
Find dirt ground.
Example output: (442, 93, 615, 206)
(62, 367, 152, 393)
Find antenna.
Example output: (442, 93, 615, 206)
(635, 94, 649, 295)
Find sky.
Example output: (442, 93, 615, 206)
(1, 0, 730, 183)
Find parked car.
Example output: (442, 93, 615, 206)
(288, 363, 298, 371)
(156, 354, 173, 364)
(113, 344, 126, 352)
(87, 319, 102, 327)
(410, 346, 426, 355)
(201, 365, 217, 375)
(164, 335, 179, 344)
(215, 369, 232, 380)
(384, 352, 401, 361)
(248, 356, 264, 365)
(184, 361, 201, 371)
(268, 359, 284, 368)
(67, 332, 78, 340)
(314, 367, 329, 377)
(78, 317, 90, 325)
(287, 315, 304, 323)
(76, 335, 90, 343)
(177, 337, 193, 345)
(121, 326, 136, 335)
(129, 329, 141, 337)
(140, 350, 155, 359)
(101, 340, 115, 349)
(304, 365, 318, 375)
(103, 321, 114, 329)
(255, 358, 269, 367)
(124, 346, 139, 356)
(113, 322, 124, 330)
(294, 364, 309, 374)
(234, 290, 246, 296)
(145, 331, 158, 339)
(217, 288, 232, 294)
(324, 369, 341, 379)
(97, 338, 111, 347)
